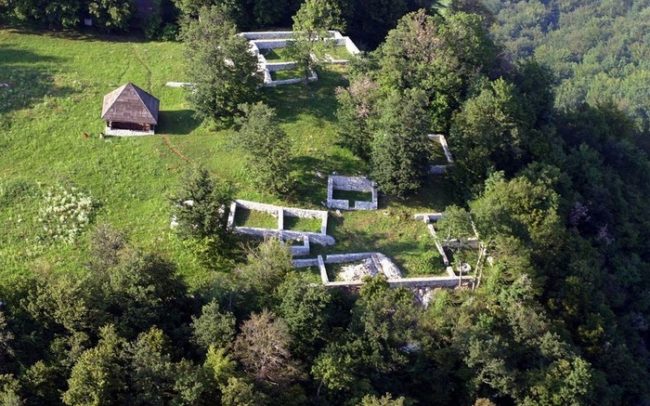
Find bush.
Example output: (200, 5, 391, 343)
(160, 23, 178, 41)
(38, 185, 95, 244)
(89, 224, 127, 272)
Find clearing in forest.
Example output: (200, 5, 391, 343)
(0, 29, 454, 283)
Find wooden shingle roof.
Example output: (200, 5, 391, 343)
(101, 83, 159, 125)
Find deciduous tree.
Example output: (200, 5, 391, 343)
(233, 310, 304, 386)
(288, 0, 344, 81)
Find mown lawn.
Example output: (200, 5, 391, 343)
(0, 29, 454, 285)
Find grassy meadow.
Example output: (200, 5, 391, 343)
(0, 29, 453, 286)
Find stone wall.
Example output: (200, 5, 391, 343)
(288, 235, 310, 256)
(326, 175, 378, 211)
(240, 30, 360, 87)
(228, 199, 335, 246)
(427, 134, 454, 174)
(292, 250, 475, 289)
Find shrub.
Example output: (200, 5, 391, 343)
(89, 224, 127, 272)
(38, 185, 95, 244)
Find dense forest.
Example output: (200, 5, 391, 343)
(486, 0, 650, 133)
(1, 0, 650, 405)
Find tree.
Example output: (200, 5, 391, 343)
(370, 88, 431, 197)
(358, 393, 407, 405)
(233, 310, 304, 386)
(171, 167, 235, 263)
(87, 0, 133, 31)
(287, 0, 344, 80)
(220, 377, 266, 406)
(191, 300, 236, 351)
(237, 238, 294, 310)
(181, 5, 261, 124)
(236, 102, 293, 196)
(435, 205, 475, 241)
(469, 172, 562, 248)
(449, 78, 531, 191)
(62, 325, 128, 405)
(100, 250, 188, 338)
(0, 374, 23, 406)
(0, 0, 82, 27)
(276, 274, 332, 358)
(174, 0, 243, 21)
(376, 9, 497, 130)
(0, 312, 14, 373)
(335, 75, 380, 160)
(128, 328, 177, 405)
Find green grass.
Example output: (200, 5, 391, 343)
(0, 29, 457, 285)
(283, 215, 322, 233)
(446, 248, 480, 274)
(270, 68, 305, 81)
(234, 208, 278, 229)
(261, 47, 294, 62)
(317, 45, 353, 60)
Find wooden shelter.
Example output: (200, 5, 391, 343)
(101, 83, 159, 135)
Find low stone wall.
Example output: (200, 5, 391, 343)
(324, 252, 374, 263)
(104, 127, 154, 137)
(293, 258, 319, 268)
(414, 213, 444, 222)
(326, 175, 378, 211)
(265, 62, 298, 71)
(241, 30, 359, 87)
(427, 134, 454, 174)
(287, 235, 310, 256)
(241, 30, 341, 41)
(228, 200, 334, 246)
(251, 39, 291, 49)
(236, 227, 335, 246)
(165, 82, 193, 88)
(293, 251, 474, 289)
(324, 276, 473, 288)
(428, 134, 454, 163)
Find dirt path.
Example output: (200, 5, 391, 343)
(162, 136, 192, 163)
(130, 45, 152, 91)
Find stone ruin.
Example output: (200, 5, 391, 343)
(239, 31, 361, 87)
(414, 212, 482, 278)
(227, 199, 335, 246)
(428, 134, 454, 174)
(326, 175, 378, 211)
(329, 252, 402, 281)
(293, 251, 476, 289)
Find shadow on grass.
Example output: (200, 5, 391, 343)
(157, 109, 201, 135)
(5, 26, 152, 43)
(0, 44, 73, 114)
(261, 67, 348, 123)
(382, 176, 459, 211)
(290, 154, 365, 206)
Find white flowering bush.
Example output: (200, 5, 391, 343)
(38, 185, 95, 244)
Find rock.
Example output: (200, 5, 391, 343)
(337, 258, 378, 281)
